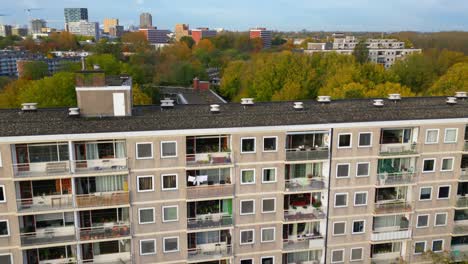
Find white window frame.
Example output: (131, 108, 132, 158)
(350, 247, 364, 262)
(0, 185, 5, 203)
(261, 256, 275, 264)
(136, 142, 154, 160)
(353, 191, 368, 206)
(437, 185, 450, 200)
(432, 239, 444, 252)
(419, 186, 432, 201)
(416, 214, 430, 228)
(240, 169, 256, 185)
(331, 248, 345, 263)
(425, 129, 439, 144)
(422, 158, 436, 173)
(434, 212, 448, 227)
(241, 137, 256, 154)
(163, 236, 180, 253)
(139, 239, 156, 256)
(160, 141, 177, 158)
(440, 157, 454, 172)
(162, 205, 179, 223)
(161, 173, 178, 191)
(240, 229, 255, 245)
(414, 241, 426, 255)
(352, 219, 366, 234)
(356, 162, 370, 177)
(0, 253, 12, 264)
(260, 227, 276, 243)
(262, 167, 277, 183)
(0, 220, 10, 237)
(334, 193, 348, 208)
(240, 199, 255, 215)
(240, 259, 254, 264)
(443, 128, 458, 143)
(337, 133, 352, 149)
(358, 132, 372, 147)
(336, 163, 350, 178)
(261, 198, 276, 214)
(262, 136, 278, 152)
(137, 175, 154, 193)
(333, 221, 346, 236)
(138, 207, 155, 224)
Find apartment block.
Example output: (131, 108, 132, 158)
(0, 72, 466, 264)
(250, 28, 272, 49)
(139, 28, 171, 44)
(175, 24, 190, 41)
(140, 13, 153, 29)
(67, 20, 100, 40)
(191, 28, 217, 44)
(103, 18, 119, 34)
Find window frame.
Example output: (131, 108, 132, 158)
(262, 136, 278, 152)
(443, 128, 458, 143)
(240, 229, 255, 245)
(356, 162, 370, 177)
(425, 129, 439, 144)
(261, 198, 276, 214)
(358, 132, 372, 147)
(163, 236, 180, 253)
(336, 163, 351, 178)
(240, 199, 255, 215)
(137, 175, 154, 193)
(414, 241, 426, 255)
(162, 205, 179, 223)
(337, 133, 352, 149)
(136, 142, 154, 160)
(416, 214, 430, 228)
(352, 219, 366, 234)
(350, 247, 364, 262)
(331, 248, 345, 263)
(261, 256, 275, 264)
(334, 192, 348, 208)
(240, 169, 256, 185)
(422, 158, 436, 173)
(353, 191, 368, 207)
(160, 141, 177, 158)
(440, 157, 454, 172)
(139, 239, 156, 256)
(434, 212, 448, 227)
(0, 220, 10, 237)
(138, 207, 155, 224)
(419, 186, 432, 201)
(161, 173, 178, 191)
(0, 185, 5, 203)
(437, 185, 450, 200)
(240, 259, 254, 264)
(332, 221, 346, 236)
(0, 253, 12, 264)
(261, 167, 277, 183)
(260, 227, 276, 243)
(432, 239, 444, 253)
(240, 137, 256, 154)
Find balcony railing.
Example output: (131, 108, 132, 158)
(40, 258, 77, 264)
(75, 191, 129, 208)
(285, 177, 326, 192)
(453, 223, 468, 234)
(284, 208, 326, 221)
(80, 252, 131, 264)
(286, 148, 328, 161)
(17, 195, 74, 212)
(456, 196, 468, 208)
(376, 172, 415, 186)
(374, 201, 412, 214)
(370, 255, 405, 264)
(464, 141, 468, 151)
(187, 244, 232, 261)
(188, 214, 233, 230)
(186, 185, 234, 200)
(461, 168, 468, 181)
(282, 236, 324, 251)
(12, 161, 70, 177)
(370, 228, 411, 241)
(379, 143, 417, 156)
(451, 245, 468, 262)
(20, 226, 76, 246)
(72, 158, 128, 174)
(186, 152, 232, 167)
(78, 224, 130, 241)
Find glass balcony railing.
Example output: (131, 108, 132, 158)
(187, 244, 232, 261)
(78, 224, 130, 241)
(371, 255, 405, 264)
(286, 148, 328, 161)
(376, 172, 415, 186)
(80, 252, 131, 264)
(72, 158, 128, 174)
(379, 143, 417, 156)
(17, 195, 74, 212)
(187, 214, 233, 230)
(186, 152, 232, 167)
(374, 201, 412, 214)
(456, 196, 468, 208)
(461, 168, 468, 180)
(284, 208, 326, 221)
(453, 222, 468, 234)
(282, 236, 325, 251)
(371, 228, 411, 241)
(186, 184, 234, 200)
(20, 226, 76, 246)
(285, 177, 327, 192)
(75, 191, 129, 208)
(12, 161, 70, 177)
(464, 141, 468, 151)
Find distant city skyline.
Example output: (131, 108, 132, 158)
(0, 0, 467, 32)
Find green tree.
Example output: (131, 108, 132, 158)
(0, 76, 13, 91)
(179, 36, 195, 49)
(353, 41, 369, 64)
(428, 62, 468, 95)
(132, 84, 152, 105)
(21, 61, 49, 80)
(86, 54, 121, 75)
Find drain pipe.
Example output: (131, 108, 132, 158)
(323, 128, 334, 264)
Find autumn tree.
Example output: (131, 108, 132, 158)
(179, 36, 195, 49)
(121, 32, 150, 52)
(21, 61, 49, 80)
(353, 41, 369, 64)
(428, 62, 468, 96)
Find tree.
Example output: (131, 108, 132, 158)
(179, 36, 195, 49)
(0, 76, 12, 91)
(21, 61, 49, 80)
(428, 62, 468, 96)
(132, 84, 152, 105)
(353, 41, 369, 64)
(86, 54, 121, 75)
(121, 32, 150, 52)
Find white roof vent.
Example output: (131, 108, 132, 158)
(68, 107, 80, 116)
(160, 98, 175, 108)
(241, 98, 254, 105)
(446, 97, 457, 104)
(293, 102, 304, 110)
(388, 93, 401, 101)
(210, 104, 220, 113)
(21, 103, 38, 111)
(455, 91, 467, 99)
(373, 99, 384, 107)
(317, 96, 331, 103)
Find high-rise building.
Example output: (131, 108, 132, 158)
(103, 18, 119, 33)
(139, 28, 170, 44)
(175, 23, 190, 41)
(30, 19, 47, 35)
(191, 27, 217, 44)
(11, 27, 28, 37)
(250, 27, 272, 49)
(0, 24, 12, 37)
(109, 25, 124, 37)
(67, 20, 100, 40)
(64, 8, 88, 30)
(139, 12, 153, 29)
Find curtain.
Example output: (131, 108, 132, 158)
(96, 175, 124, 192)
(242, 170, 254, 183)
(115, 142, 126, 158)
(86, 144, 99, 160)
(427, 130, 438, 143)
(222, 199, 232, 215)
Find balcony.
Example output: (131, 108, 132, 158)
(187, 244, 232, 262)
(284, 208, 326, 222)
(284, 193, 325, 221)
(453, 222, 468, 235)
(379, 143, 417, 156)
(283, 236, 325, 251)
(187, 185, 234, 200)
(75, 191, 129, 208)
(20, 226, 76, 246)
(78, 224, 130, 241)
(12, 161, 71, 178)
(376, 172, 415, 186)
(17, 195, 74, 213)
(286, 148, 328, 161)
(72, 158, 128, 174)
(461, 168, 468, 181)
(451, 244, 468, 262)
(186, 152, 232, 167)
(371, 229, 411, 241)
(286, 132, 329, 161)
(81, 252, 131, 264)
(186, 135, 232, 167)
(374, 201, 412, 214)
(285, 177, 326, 192)
(457, 196, 468, 208)
(188, 214, 233, 230)
(464, 141, 468, 151)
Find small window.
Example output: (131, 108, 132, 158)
(434, 213, 447, 226)
(432, 239, 443, 252)
(240, 229, 254, 244)
(241, 169, 255, 184)
(444, 128, 457, 143)
(441, 158, 454, 171)
(354, 192, 367, 206)
(331, 249, 345, 263)
(350, 248, 363, 261)
(261, 227, 275, 243)
(437, 186, 450, 199)
(419, 187, 432, 200)
(425, 129, 439, 144)
(358, 132, 372, 147)
(263, 137, 277, 152)
(162, 174, 178, 190)
(162, 206, 178, 222)
(335, 193, 348, 207)
(262, 168, 277, 183)
(333, 222, 346, 236)
(414, 241, 426, 254)
(137, 176, 154, 192)
(416, 215, 429, 228)
(0, 185, 5, 203)
(261, 257, 274, 264)
(422, 159, 436, 173)
(240, 200, 255, 215)
(336, 163, 350, 178)
(140, 239, 156, 255)
(163, 237, 179, 253)
(338, 133, 352, 148)
(352, 220, 365, 234)
(240, 259, 253, 264)
(356, 162, 370, 177)
(0, 220, 9, 237)
(241, 138, 256, 153)
(0, 254, 12, 264)
(136, 143, 153, 159)
(139, 208, 155, 224)
(161, 141, 177, 158)
(262, 198, 276, 213)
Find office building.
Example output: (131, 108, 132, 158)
(191, 27, 217, 44)
(175, 24, 190, 41)
(103, 18, 119, 34)
(139, 28, 171, 44)
(139, 12, 153, 29)
(30, 19, 46, 35)
(64, 8, 88, 31)
(249, 27, 272, 49)
(109, 25, 124, 38)
(11, 27, 28, 37)
(0, 25, 12, 37)
(67, 20, 100, 40)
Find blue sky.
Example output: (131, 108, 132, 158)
(1, 0, 467, 31)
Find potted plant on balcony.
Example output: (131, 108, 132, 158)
(312, 200, 322, 209)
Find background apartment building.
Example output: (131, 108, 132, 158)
(0, 72, 466, 264)
(67, 20, 100, 40)
(140, 13, 153, 29)
(64, 8, 88, 31)
(249, 28, 273, 49)
(103, 18, 119, 34)
(191, 28, 217, 44)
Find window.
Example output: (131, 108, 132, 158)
(434, 213, 447, 226)
(358, 132, 372, 147)
(414, 241, 426, 254)
(139, 208, 155, 224)
(432, 239, 444, 252)
(262, 168, 276, 183)
(416, 215, 429, 228)
(162, 174, 178, 190)
(140, 239, 156, 255)
(444, 128, 457, 143)
(0, 220, 9, 237)
(240, 200, 255, 215)
(261, 257, 274, 264)
(422, 159, 436, 173)
(350, 248, 363, 261)
(333, 222, 346, 236)
(163, 237, 179, 253)
(240, 229, 254, 244)
(0, 254, 12, 264)
(241, 169, 255, 184)
(161, 141, 177, 158)
(136, 142, 153, 159)
(354, 192, 367, 206)
(261, 227, 275, 243)
(352, 220, 365, 234)
(0, 185, 5, 203)
(425, 129, 439, 144)
(137, 176, 154, 192)
(240, 259, 253, 264)
(241, 137, 256, 153)
(162, 206, 178, 222)
(331, 249, 345, 263)
(335, 193, 348, 207)
(338, 133, 352, 148)
(336, 163, 350, 178)
(419, 187, 432, 200)
(440, 157, 454, 171)
(263, 136, 277, 152)
(356, 162, 370, 177)
(262, 198, 276, 213)
(437, 186, 450, 199)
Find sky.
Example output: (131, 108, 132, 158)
(1, 0, 467, 32)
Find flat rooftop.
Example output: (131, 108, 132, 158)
(159, 87, 226, 105)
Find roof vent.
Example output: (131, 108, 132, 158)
(21, 103, 37, 111)
(455, 91, 467, 99)
(317, 96, 331, 103)
(373, 99, 384, 107)
(446, 97, 457, 105)
(160, 98, 175, 109)
(68, 107, 80, 116)
(388, 93, 401, 101)
(293, 102, 304, 110)
(210, 104, 220, 113)
(241, 98, 254, 105)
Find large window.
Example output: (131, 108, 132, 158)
(425, 129, 439, 144)
(0, 220, 9, 237)
(163, 237, 179, 253)
(263, 137, 277, 152)
(262, 198, 276, 213)
(438, 186, 450, 199)
(333, 222, 346, 236)
(335, 193, 348, 207)
(0, 185, 5, 203)
(352, 220, 365, 234)
(75, 140, 125, 160)
(444, 128, 457, 143)
(241, 169, 255, 184)
(422, 159, 436, 173)
(356, 162, 370, 177)
(137, 176, 154, 192)
(338, 133, 352, 148)
(380, 128, 411, 144)
(16, 143, 69, 163)
(186, 135, 229, 154)
(331, 249, 344, 263)
(358, 132, 372, 147)
(416, 215, 429, 228)
(139, 208, 155, 224)
(162, 206, 178, 222)
(186, 168, 230, 187)
(354, 192, 367, 206)
(136, 142, 153, 159)
(419, 187, 432, 200)
(161, 141, 177, 158)
(261, 227, 275, 243)
(336, 163, 350, 178)
(240, 229, 254, 244)
(286, 132, 328, 150)
(262, 168, 276, 183)
(162, 174, 178, 190)
(241, 138, 256, 153)
(140, 239, 156, 255)
(240, 200, 255, 215)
